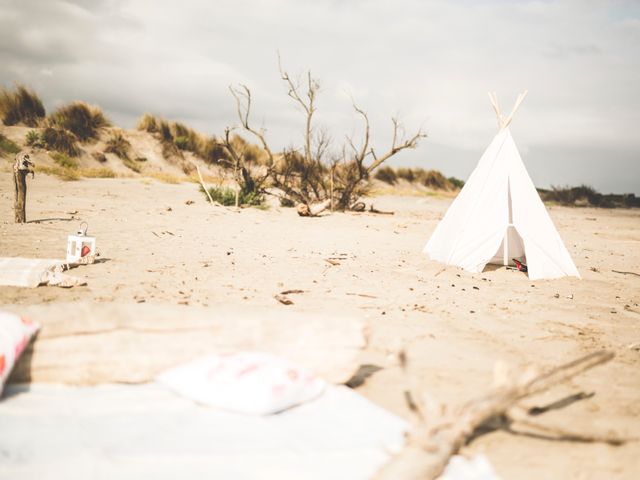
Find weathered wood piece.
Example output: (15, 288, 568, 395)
(8, 302, 366, 385)
(13, 152, 34, 223)
(375, 351, 615, 480)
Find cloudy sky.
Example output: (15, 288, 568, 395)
(1, 0, 639, 193)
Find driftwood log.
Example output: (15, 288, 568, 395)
(13, 152, 34, 223)
(375, 350, 617, 480)
(8, 302, 365, 385)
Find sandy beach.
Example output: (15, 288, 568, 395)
(1, 171, 639, 478)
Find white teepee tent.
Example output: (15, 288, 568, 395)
(423, 91, 580, 280)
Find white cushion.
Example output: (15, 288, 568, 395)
(157, 352, 326, 415)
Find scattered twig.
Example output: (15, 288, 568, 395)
(280, 289, 305, 295)
(346, 292, 378, 299)
(325, 258, 341, 266)
(369, 205, 395, 215)
(612, 270, 640, 277)
(274, 294, 294, 305)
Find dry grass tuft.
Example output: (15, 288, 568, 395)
(36, 164, 81, 181)
(81, 167, 118, 178)
(0, 84, 46, 126)
(0, 133, 21, 156)
(41, 127, 80, 156)
(48, 102, 110, 142)
(51, 151, 79, 169)
(147, 171, 184, 184)
(105, 130, 131, 159)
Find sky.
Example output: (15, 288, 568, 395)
(1, 0, 639, 194)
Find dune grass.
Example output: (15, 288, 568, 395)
(36, 164, 81, 181)
(41, 127, 80, 156)
(51, 151, 79, 169)
(48, 102, 110, 142)
(0, 84, 46, 127)
(105, 131, 131, 159)
(375, 166, 459, 191)
(202, 185, 265, 207)
(0, 133, 21, 156)
(539, 185, 640, 208)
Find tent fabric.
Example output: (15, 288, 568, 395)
(424, 128, 580, 280)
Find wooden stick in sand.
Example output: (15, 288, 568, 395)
(196, 165, 215, 205)
(375, 350, 617, 480)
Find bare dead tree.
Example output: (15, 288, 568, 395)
(224, 56, 426, 212)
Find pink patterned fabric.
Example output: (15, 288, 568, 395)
(0, 311, 40, 396)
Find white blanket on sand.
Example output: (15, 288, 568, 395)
(0, 383, 408, 480)
(0, 257, 62, 287)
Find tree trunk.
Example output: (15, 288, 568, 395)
(14, 169, 27, 223)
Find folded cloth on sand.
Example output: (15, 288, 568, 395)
(0, 383, 408, 480)
(0, 257, 85, 288)
(0, 311, 40, 396)
(157, 352, 326, 414)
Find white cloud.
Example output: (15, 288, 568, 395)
(0, 0, 638, 192)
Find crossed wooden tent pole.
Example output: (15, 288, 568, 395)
(488, 90, 528, 130)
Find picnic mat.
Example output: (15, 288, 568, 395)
(0, 383, 408, 480)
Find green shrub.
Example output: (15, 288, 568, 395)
(41, 127, 80, 156)
(48, 102, 110, 142)
(174, 135, 190, 150)
(374, 166, 397, 184)
(0, 133, 21, 156)
(122, 157, 143, 173)
(51, 151, 79, 169)
(0, 84, 46, 126)
(202, 185, 264, 207)
(104, 131, 131, 159)
(448, 177, 465, 189)
(25, 129, 45, 148)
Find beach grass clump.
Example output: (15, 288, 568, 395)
(202, 185, 265, 207)
(148, 171, 183, 184)
(51, 151, 79, 169)
(122, 157, 143, 173)
(104, 131, 131, 159)
(48, 102, 110, 142)
(0, 133, 21, 156)
(41, 126, 80, 156)
(36, 164, 81, 181)
(0, 84, 46, 126)
(81, 167, 117, 178)
(137, 113, 158, 133)
(418, 169, 451, 190)
(537, 185, 640, 208)
(374, 166, 397, 184)
(200, 136, 231, 164)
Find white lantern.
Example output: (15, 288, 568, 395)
(66, 222, 96, 264)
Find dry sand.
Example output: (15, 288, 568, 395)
(1, 171, 639, 479)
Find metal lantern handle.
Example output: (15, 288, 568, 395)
(79, 222, 88, 236)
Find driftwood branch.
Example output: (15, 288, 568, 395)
(375, 351, 615, 480)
